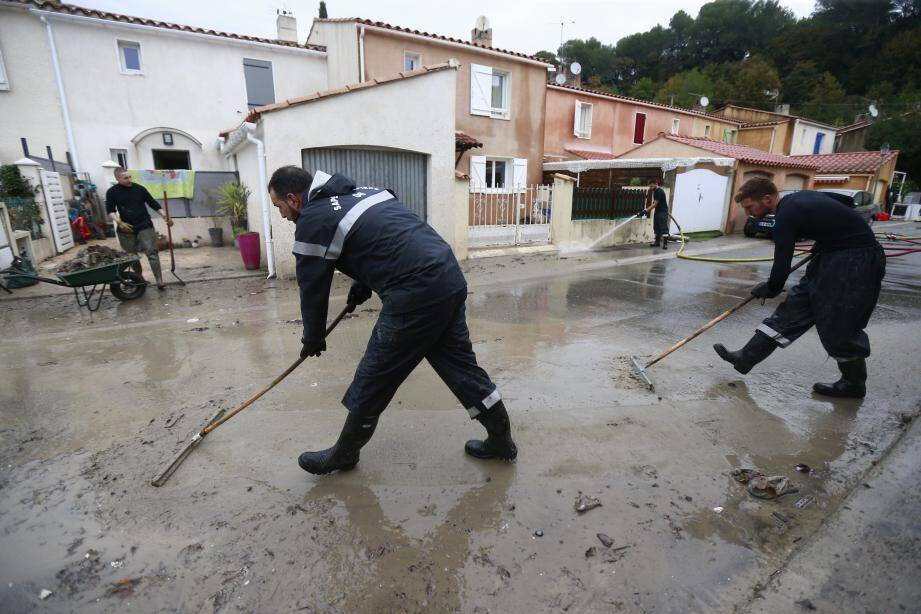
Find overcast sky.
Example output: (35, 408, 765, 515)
(75, 0, 818, 55)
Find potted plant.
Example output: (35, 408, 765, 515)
(204, 188, 225, 247)
(0, 165, 43, 239)
(215, 181, 251, 244)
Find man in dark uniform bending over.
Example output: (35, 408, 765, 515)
(713, 177, 886, 398)
(267, 166, 517, 474)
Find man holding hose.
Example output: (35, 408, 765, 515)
(713, 177, 885, 398)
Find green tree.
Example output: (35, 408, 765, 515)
(629, 77, 658, 101)
(655, 68, 714, 108)
(318, 1, 327, 18)
(710, 56, 781, 109)
(534, 50, 557, 65)
(867, 111, 921, 183)
(800, 72, 849, 124)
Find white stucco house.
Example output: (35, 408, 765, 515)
(220, 61, 461, 279)
(0, 0, 327, 220)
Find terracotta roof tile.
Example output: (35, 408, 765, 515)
(713, 104, 838, 130)
(788, 150, 899, 174)
(836, 120, 872, 134)
(316, 17, 552, 65)
(548, 84, 741, 125)
(565, 148, 617, 160)
(663, 135, 819, 169)
(16, 0, 326, 51)
(740, 119, 787, 128)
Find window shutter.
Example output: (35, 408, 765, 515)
(513, 158, 528, 189)
(470, 64, 493, 117)
(244, 58, 275, 107)
(573, 102, 582, 137)
(585, 104, 593, 139)
(470, 156, 487, 189)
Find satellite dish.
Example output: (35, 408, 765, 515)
(699, 96, 709, 108)
(555, 73, 567, 85)
(570, 62, 582, 75)
(868, 104, 879, 118)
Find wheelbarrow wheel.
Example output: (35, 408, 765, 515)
(110, 271, 147, 301)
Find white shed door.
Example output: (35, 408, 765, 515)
(670, 168, 730, 234)
(40, 170, 75, 254)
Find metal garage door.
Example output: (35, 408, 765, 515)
(301, 147, 427, 220)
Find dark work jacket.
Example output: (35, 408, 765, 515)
(767, 190, 878, 293)
(294, 172, 467, 344)
(105, 183, 160, 231)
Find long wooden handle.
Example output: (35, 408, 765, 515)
(162, 191, 176, 266)
(201, 303, 355, 435)
(644, 253, 814, 369)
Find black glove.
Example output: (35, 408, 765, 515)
(300, 338, 326, 358)
(750, 281, 781, 299)
(347, 281, 372, 307)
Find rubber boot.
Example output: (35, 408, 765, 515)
(713, 332, 778, 375)
(465, 401, 517, 461)
(662, 235, 668, 250)
(298, 413, 379, 474)
(813, 358, 866, 398)
(149, 258, 166, 290)
(650, 235, 661, 248)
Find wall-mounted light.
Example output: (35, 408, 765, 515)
(162, 132, 173, 146)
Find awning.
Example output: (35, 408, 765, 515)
(543, 156, 735, 173)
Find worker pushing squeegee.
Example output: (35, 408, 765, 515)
(634, 178, 885, 398)
(154, 166, 518, 486)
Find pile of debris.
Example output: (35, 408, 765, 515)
(57, 245, 131, 273)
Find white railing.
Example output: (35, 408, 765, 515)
(468, 184, 553, 248)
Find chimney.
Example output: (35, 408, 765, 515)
(276, 10, 297, 43)
(774, 103, 791, 116)
(471, 16, 492, 48)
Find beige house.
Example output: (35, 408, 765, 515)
(789, 150, 899, 201)
(306, 17, 553, 188)
(715, 105, 837, 156)
(623, 134, 818, 234)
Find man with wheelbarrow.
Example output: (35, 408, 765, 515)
(267, 165, 517, 475)
(105, 167, 173, 290)
(713, 177, 886, 398)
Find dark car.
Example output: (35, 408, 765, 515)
(743, 189, 878, 239)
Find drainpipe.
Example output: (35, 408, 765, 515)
(39, 15, 81, 172)
(245, 132, 275, 279)
(358, 25, 366, 81)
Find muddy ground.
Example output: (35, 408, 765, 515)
(1, 232, 919, 613)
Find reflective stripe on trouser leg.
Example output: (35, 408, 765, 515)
(466, 388, 501, 418)
(756, 324, 793, 347)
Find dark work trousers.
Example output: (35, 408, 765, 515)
(757, 245, 886, 361)
(653, 208, 669, 242)
(343, 289, 500, 418)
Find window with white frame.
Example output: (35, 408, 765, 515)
(574, 101, 593, 139)
(110, 148, 128, 168)
(470, 156, 528, 192)
(404, 51, 422, 72)
(671, 118, 680, 134)
(0, 46, 9, 91)
(470, 64, 510, 119)
(118, 40, 142, 74)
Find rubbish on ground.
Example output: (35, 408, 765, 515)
(596, 533, 614, 548)
(731, 468, 762, 484)
(795, 463, 811, 473)
(187, 318, 200, 323)
(794, 495, 815, 509)
(747, 475, 799, 500)
(771, 511, 789, 526)
(57, 245, 130, 273)
(533, 529, 544, 537)
(713, 506, 724, 513)
(585, 547, 597, 558)
(39, 589, 53, 600)
(574, 493, 602, 514)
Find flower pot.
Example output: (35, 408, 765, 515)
(237, 231, 261, 270)
(208, 227, 224, 247)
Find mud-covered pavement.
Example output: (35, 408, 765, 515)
(2, 234, 920, 613)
